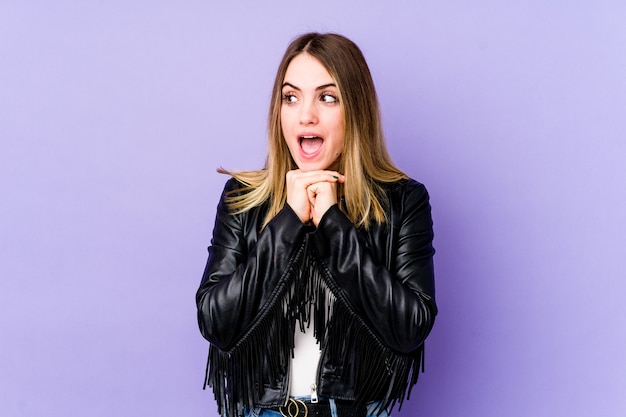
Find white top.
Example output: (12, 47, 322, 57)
(290, 325, 321, 397)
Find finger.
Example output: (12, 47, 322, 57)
(307, 186, 317, 204)
(292, 172, 344, 188)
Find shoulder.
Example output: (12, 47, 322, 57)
(381, 178, 430, 203)
(222, 177, 246, 193)
(214, 177, 247, 216)
(217, 177, 269, 226)
(218, 177, 253, 204)
(379, 178, 432, 229)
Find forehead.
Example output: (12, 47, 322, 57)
(283, 53, 335, 86)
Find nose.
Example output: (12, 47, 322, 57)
(299, 100, 318, 125)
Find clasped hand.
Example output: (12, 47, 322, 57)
(286, 169, 345, 226)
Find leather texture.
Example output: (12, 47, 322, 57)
(196, 177, 437, 412)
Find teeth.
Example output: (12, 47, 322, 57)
(300, 135, 318, 139)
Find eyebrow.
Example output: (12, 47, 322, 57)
(282, 82, 337, 91)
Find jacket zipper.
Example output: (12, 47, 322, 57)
(310, 383, 319, 403)
(310, 334, 327, 403)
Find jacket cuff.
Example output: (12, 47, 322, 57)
(266, 203, 309, 237)
(311, 204, 349, 258)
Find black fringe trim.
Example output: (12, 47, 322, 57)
(307, 245, 425, 415)
(203, 236, 426, 417)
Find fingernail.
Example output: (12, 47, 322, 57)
(333, 175, 339, 179)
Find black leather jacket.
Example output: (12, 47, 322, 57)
(196, 177, 437, 416)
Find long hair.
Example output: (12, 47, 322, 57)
(221, 32, 407, 229)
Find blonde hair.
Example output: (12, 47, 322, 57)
(221, 33, 407, 229)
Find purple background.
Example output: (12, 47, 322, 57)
(2, 1, 625, 416)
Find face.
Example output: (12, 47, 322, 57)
(280, 53, 345, 172)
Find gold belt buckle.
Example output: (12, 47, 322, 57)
(278, 398, 308, 417)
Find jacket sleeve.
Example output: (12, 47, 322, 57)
(310, 180, 437, 354)
(196, 179, 308, 351)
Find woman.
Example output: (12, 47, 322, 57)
(196, 33, 437, 417)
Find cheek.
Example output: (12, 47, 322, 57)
(337, 133, 346, 155)
(336, 141, 345, 156)
(333, 112, 345, 135)
(280, 121, 290, 143)
(280, 108, 290, 126)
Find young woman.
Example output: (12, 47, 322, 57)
(196, 33, 437, 417)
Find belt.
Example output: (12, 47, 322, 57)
(275, 398, 366, 417)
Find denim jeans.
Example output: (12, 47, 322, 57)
(243, 398, 390, 417)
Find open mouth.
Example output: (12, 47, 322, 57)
(299, 135, 324, 155)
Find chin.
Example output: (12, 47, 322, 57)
(298, 162, 330, 172)
(301, 157, 340, 171)
(297, 165, 320, 172)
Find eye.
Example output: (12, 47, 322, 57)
(282, 93, 298, 104)
(320, 93, 339, 104)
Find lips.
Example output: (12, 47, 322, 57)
(299, 135, 324, 156)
